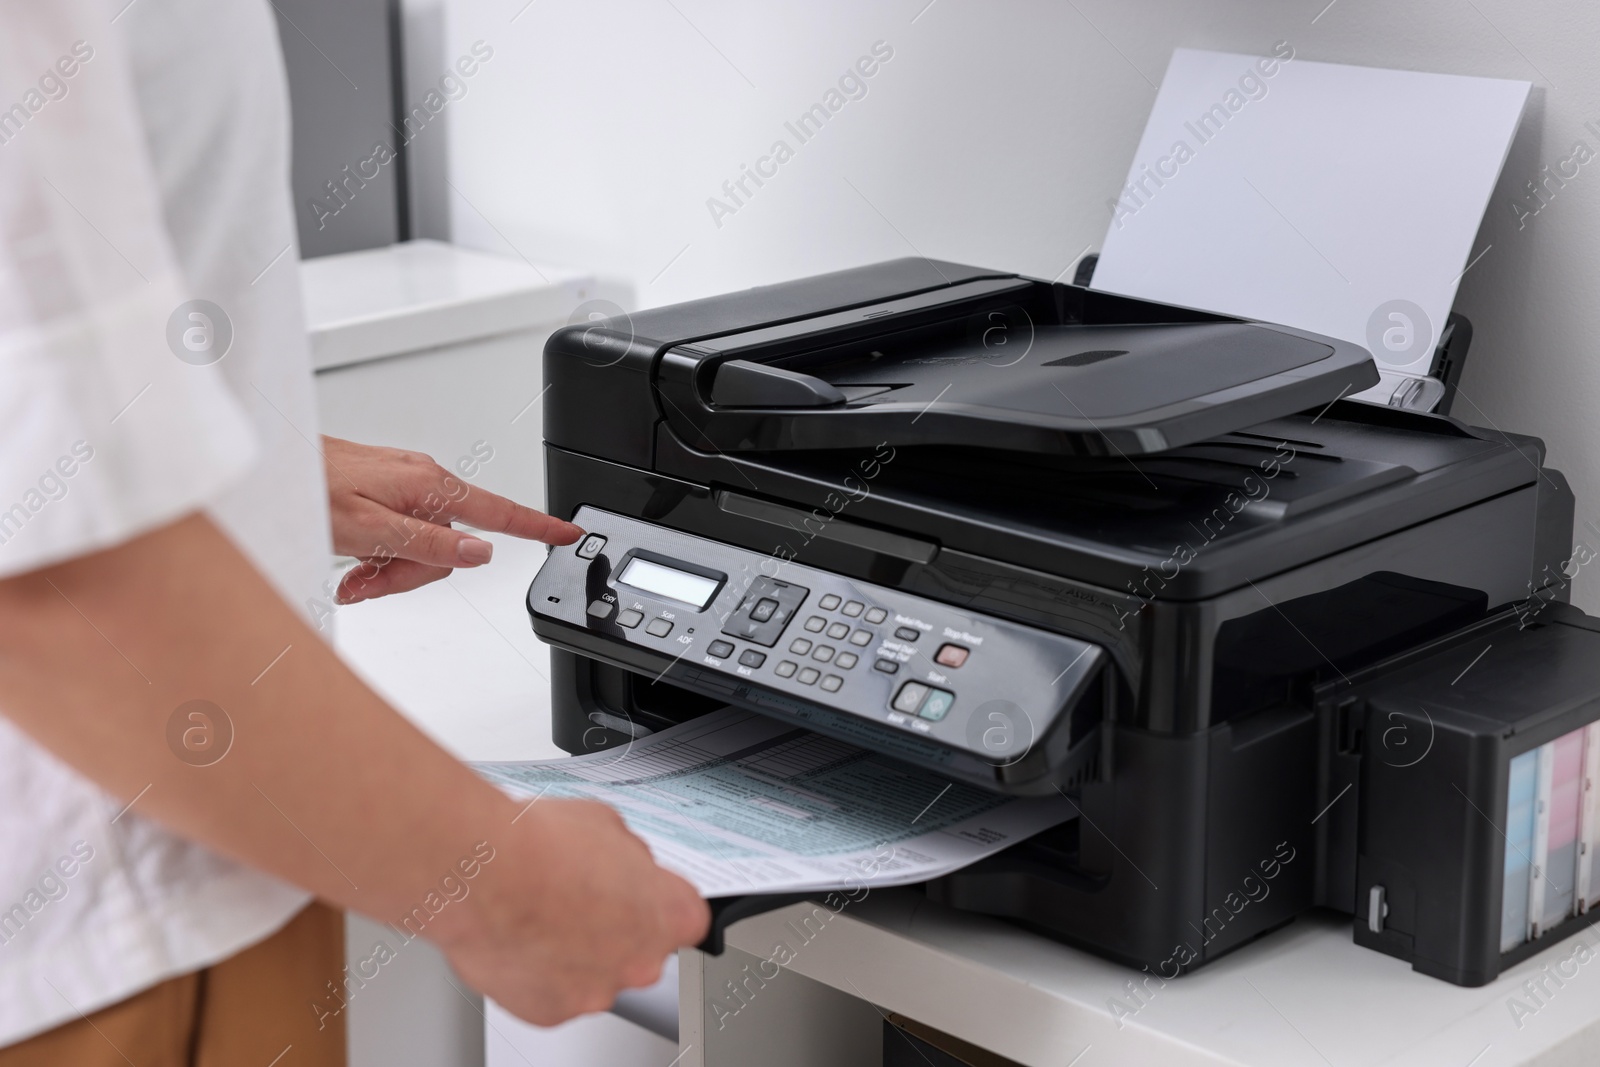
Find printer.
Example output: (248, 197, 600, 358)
(526, 258, 1600, 987)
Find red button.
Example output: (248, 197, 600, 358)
(935, 643, 969, 668)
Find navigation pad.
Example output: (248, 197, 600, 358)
(721, 577, 809, 647)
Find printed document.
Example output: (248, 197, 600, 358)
(474, 709, 1074, 898)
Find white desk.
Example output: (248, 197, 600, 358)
(683, 891, 1600, 1066)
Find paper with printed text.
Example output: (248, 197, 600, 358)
(474, 709, 1073, 898)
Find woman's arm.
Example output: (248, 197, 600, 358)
(0, 512, 707, 1024)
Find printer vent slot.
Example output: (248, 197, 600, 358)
(1056, 750, 1101, 795)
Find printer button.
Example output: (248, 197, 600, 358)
(835, 652, 858, 669)
(818, 594, 842, 610)
(587, 599, 614, 620)
(706, 639, 734, 658)
(804, 616, 827, 632)
(789, 638, 813, 655)
(918, 688, 955, 722)
(821, 675, 844, 693)
(721, 578, 811, 648)
(894, 626, 921, 642)
(797, 667, 821, 685)
(892, 682, 930, 714)
(575, 534, 607, 559)
(616, 609, 644, 629)
(849, 629, 873, 647)
(842, 601, 864, 617)
(738, 649, 767, 669)
(934, 643, 970, 668)
(812, 645, 835, 663)
(873, 659, 899, 675)
(826, 622, 850, 640)
(775, 660, 798, 678)
(864, 607, 888, 624)
(646, 618, 673, 637)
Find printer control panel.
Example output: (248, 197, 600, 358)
(528, 506, 1106, 790)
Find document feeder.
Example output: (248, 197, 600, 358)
(526, 258, 1600, 985)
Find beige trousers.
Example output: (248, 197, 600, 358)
(0, 903, 346, 1067)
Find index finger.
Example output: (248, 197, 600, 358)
(447, 485, 583, 545)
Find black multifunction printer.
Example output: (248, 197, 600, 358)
(526, 259, 1600, 987)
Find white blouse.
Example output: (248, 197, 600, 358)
(0, 0, 332, 1044)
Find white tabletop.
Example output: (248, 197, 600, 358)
(720, 890, 1600, 1067)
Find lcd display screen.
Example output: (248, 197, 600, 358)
(617, 557, 721, 609)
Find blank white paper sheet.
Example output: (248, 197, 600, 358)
(1092, 47, 1529, 371)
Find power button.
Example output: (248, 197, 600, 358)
(575, 534, 607, 560)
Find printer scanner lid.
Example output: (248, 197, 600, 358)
(644, 260, 1379, 456)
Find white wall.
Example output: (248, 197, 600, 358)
(437, 0, 1600, 607)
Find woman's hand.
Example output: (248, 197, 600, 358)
(432, 799, 711, 1025)
(322, 436, 582, 604)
